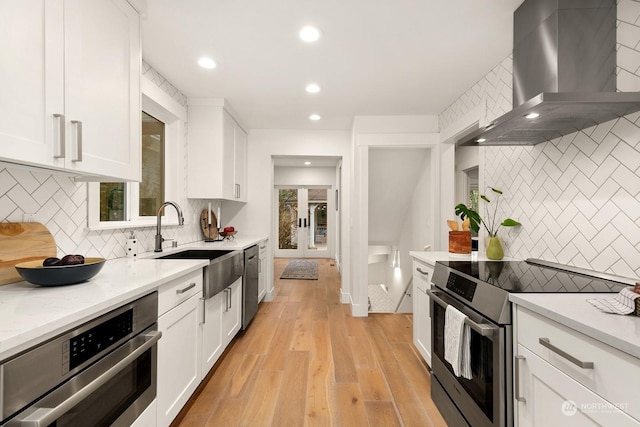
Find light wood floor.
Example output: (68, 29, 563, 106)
(174, 258, 447, 427)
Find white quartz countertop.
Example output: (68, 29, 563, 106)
(409, 251, 517, 265)
(0, 257, 208, 362)
(510, 293, 640, 359)
(0, 234, 268, 362)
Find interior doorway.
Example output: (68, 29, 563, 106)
(275, 187, 332, 258)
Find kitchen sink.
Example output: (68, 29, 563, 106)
(157, 249, 244, 298)
(157, 249, 234, 261)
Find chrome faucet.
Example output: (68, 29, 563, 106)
(154, 201, 185, 252)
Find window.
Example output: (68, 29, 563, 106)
(99, 113, 165, 222)
(88, 80, 184, 230)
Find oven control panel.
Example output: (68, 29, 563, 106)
(446, 272, 477, 302)
(63, 309, 134, 373)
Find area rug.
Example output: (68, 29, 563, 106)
(280, 260, 318, 280)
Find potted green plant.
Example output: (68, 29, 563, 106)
(455, 188, 521, 260)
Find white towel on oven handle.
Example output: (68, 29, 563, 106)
(444, 304, 472, 380)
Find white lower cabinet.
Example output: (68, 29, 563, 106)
(222, 278, 242, 348)
(516, 345, 638, 426)
(514, 305, 640, 426)
(412, 258, 434, 366)
(157, 272, 202, 427)
(200, 291, 223, 376)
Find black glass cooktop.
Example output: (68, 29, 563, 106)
(437, 260, 628, 293)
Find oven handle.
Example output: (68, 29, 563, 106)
(427, 289, 498, 337)
(18, 331, 161, 427)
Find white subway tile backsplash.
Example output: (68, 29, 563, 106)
(619, 0, 640, 26)
(618, 45, 640, 74)
(612, 188, 640, 219)
(439, 7, 640, 277)
(617, 21, 640, 48)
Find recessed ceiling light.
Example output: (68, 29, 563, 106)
(304, 161, 311, 165)
(525, 112, 540, 119)
(198, 57, 216, 69)
(299, 25, 321, 42)
(309, 114, 321, 121)
(477, 138, 487, 143)
(306, 83, 321, 93)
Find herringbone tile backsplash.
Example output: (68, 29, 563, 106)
(0, 62, 209, 259)
(440, 0, 640, 278)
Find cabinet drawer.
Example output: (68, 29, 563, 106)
(413, 260, 434, 293)
(158, 270, 203, 316)
(516, 306, 640, 421)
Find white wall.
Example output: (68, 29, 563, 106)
(274, 167, 336, 187)
(239, 129, 352, 300)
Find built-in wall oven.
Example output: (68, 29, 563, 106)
(429, 259, 627, 427)
(0, 292, 160, 426)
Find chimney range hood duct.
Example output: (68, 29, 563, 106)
(459, 0, 640, 146)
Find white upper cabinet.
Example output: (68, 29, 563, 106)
(187, 101, 248, 201)
(0, 0, 141, 181)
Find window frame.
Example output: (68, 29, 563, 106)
(87, 76, 186, 230)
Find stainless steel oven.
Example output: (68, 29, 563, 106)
(429, 287, 511, 427)
(0, 292, 160, 427)
(429, 259, 627, 427)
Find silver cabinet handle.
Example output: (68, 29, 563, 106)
(416, 267, 430, 276)
(235, 183, 240, 199)
(427, 289, 498, 337)
(515, 355, 526, 403)
(227, 287, 232, 311)
(16, 331, 161, 426)
(53, 114, 65, 159)
(200, 297, 206, 325)
(70, 120, 82, 162)
(539, 338, 594, 369)
(176, 282, 196, 294)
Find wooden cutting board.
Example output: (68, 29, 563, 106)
(0, 222, 57, 285)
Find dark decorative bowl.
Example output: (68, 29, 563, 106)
(15, 257, 106, 286)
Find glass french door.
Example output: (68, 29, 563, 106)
(276, 187, 331, 258)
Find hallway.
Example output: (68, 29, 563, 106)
(174, 258, 446, 426)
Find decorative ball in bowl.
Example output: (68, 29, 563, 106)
(15, 256, 106, 286)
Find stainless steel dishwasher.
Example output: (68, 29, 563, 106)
(242, 245, 259, 330)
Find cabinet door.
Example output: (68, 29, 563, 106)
(157, 293, 201, 427)
(201, 292, 223, 377)
(222, 278, 242, 347)
(234, 124, 247, 201)
(64, 0, 140, 180)
(221, 111, 236, 199)
(0, 0, 64, 169)
(516, 345, 639, 427)
(412, 260, 433, 366)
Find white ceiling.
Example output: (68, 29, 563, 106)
(139, 0, 523, 131)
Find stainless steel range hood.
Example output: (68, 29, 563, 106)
(459, 0, 640, 146)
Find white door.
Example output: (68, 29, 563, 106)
(275, 187, 332, 258)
